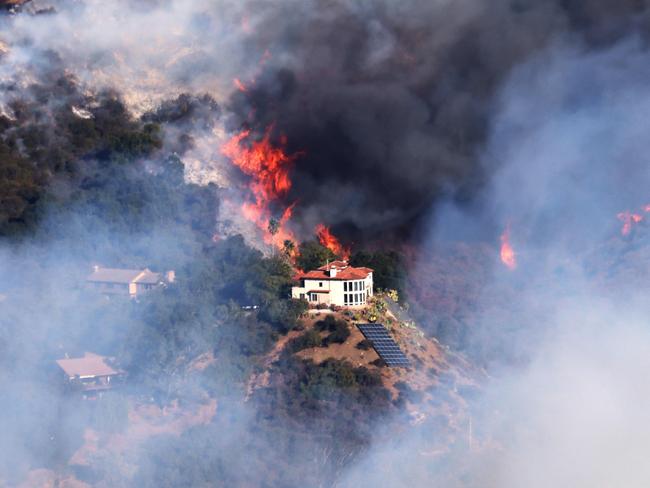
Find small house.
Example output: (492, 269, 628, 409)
(86, 266, 174, 297)
(56, 352, 125, 393)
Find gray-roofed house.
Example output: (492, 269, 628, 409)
(86, 266, 174, 297)
(56, 352, 125, 394)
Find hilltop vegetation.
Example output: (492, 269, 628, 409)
(0, 66, 476, 488)
(0, 85, 401, 486)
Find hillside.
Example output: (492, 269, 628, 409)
(247, 293, 485, 459)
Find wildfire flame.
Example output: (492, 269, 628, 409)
(233, 78, 248, 93)
(617, 211, 643, 236)
(221, 127, 299, 248)
(500, 225, 516, 270)
(316, 224, 350, 259)
(232, 50, 271, 95)
(224, 58, 350, 261)
(617, 204, 650, 236)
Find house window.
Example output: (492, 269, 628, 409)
(309, 293, 317, 301)
(344, 293, 349, 305)
(319, 282, 323, 287)
(344, 282, 348, 292)
(300, 293, 305, 300)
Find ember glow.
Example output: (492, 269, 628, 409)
(616, 203, 650, 236)
(221, 127, 299, 248)
(500, 225, 517, 270)
(233, 78, 248, 93)
(316, 224, 350, 259)
(617, 211, 643, 236)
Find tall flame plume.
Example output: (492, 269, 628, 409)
(316, 224, 350, 260)
(221, 127, 298, 248)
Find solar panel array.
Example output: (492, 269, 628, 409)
(357, 324, 410, 367)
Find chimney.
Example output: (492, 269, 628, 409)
(166, 270, 176, 283)
(329, 266, 338, 277)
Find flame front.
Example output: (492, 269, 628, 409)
(221, 127, 298, 248)
(316, 224, 350, 259)
(500, 225, 516, 270)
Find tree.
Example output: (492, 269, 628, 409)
(261, 298, 307, 333)
(316, 316, 351, 345)
(296, 240, 336, 271)
(350, 250, 406, 298)
(282, 239, 295, 257)
(323, 321, 350, 345)
(268, 217, 280, 236)
(288, 329, 323, 352)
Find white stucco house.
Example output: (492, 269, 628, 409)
(292, 260, 373, 307)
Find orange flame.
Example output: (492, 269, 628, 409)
(232, 51, 272, 96)
(316, 224, 350, 259)
(617, 211, 644, 236)
(233, 78, 248, 93)
(500, 225, 516, 270)
(221, 127, 299, 248)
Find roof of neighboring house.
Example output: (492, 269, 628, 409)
(56, 352, 122, 378)
(297, 261, 373, 281)
(133, 269, 163, 284)
(87, 267, 162, 284)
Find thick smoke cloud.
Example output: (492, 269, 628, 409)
(228, 0, 650, 243)
(3, 1, 650, 487)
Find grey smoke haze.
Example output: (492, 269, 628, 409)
(339, 35, 650, 486)
(3, 0, 650, 487)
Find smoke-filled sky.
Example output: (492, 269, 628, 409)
(4, 0, 650, 486)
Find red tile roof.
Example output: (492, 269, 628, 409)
(297, 261, 373, 281)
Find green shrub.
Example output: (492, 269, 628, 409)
(356, 339, 373, 350)
(288, 329, 323, 352)
(323, 320, 350, 345)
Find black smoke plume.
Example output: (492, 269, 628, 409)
(227, 0, 650, 245)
